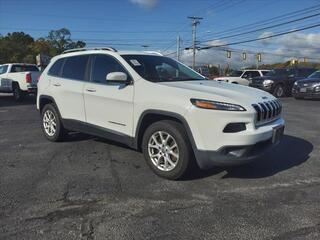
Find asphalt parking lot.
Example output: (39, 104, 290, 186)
(0, 93, 319, 240)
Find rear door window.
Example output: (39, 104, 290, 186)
(61, 55, 89, 81)
(48, 58, 64, 77)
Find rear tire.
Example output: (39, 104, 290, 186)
(142, 120, 194, 180)
(13, 84, 25, 101)
(41, 104, 67, 142)
(273, 84, 285, 98)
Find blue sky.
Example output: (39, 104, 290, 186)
(1, 0, 320, 67)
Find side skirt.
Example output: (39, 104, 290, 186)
(62, 119, 135, 148)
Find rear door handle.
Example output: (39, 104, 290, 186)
(86, 88, 96, 92)
(53, 83, 61, 87)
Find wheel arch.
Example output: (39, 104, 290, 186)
(38, 95, 61, 115)
(133, 110, 197, 153)
(11, 81, 19, 89)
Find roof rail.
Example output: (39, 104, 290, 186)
(62, 47, 117, 54)
(143, 51, 163, 56)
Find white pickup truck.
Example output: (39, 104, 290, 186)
(0, 63, 41, 101)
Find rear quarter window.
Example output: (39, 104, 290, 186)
(48, 58, 64, 77)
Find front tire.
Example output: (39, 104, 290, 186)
(142, 120, 194, 180)
(41, 104, 66, 142)
(273, 84, 285, 98)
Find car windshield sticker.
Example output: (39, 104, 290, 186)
(130, 59, 141, 66)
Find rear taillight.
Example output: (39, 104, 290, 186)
(26, 73, 32, 83)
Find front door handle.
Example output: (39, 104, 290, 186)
(86, 88, 96, 92)
(53, 83, 61, 87)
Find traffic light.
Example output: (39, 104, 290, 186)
(227, 50, 231, 58)
(256, 53, 262, 62)
(242, 52, 247, 60)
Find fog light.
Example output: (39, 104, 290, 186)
(223, 123, 246, 133)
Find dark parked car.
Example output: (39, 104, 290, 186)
(249, 68, 316, 98)
(292, 70, 320, 99)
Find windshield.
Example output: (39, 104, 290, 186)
(308, 70, 320, 79)
(265, 69, 290, 76)
(121, 55, 205, 82)
(227, 70, 243, 77)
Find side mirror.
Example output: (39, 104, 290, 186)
(106, 72, 128, 82)
(242, 75, 248, 79)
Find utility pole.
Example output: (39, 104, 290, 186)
(176, 35, 181, 61)
(188, 16, 203, 70)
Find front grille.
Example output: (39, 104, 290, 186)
(252, 99, 282, 125)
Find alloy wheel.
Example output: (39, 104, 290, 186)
(148, 131, 179, 171)
(43, 110, 57, 136)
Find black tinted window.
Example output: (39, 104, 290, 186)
(10, 65, 39, 72)
(91, 55, 128, 84)
(62, 55, 89, 81)
(262, 71, 269, 76)
(242, 71, 259, 78)
(48, 58, 64, 76)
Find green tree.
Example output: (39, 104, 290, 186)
(47, 28, 86, 54)
(0, 32, 35, 63)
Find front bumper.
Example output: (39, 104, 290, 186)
(195, 137, 279, 169)
(292, 88, 320, 99)
(249, 83, 273, 93)
(190, 116, 285, 169)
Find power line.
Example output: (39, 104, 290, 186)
(160, 0, 243, 52)
(0, 27, 190, 34)
(0, 11, 184, 25)
(198, 23, 320, 49)
(200, 12, 320, 42)
(199, 3, 320, 38)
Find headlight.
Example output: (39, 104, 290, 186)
(191, 99, 246, 111)
(294, 81, 298, 86)
(263, 79, 274, 86)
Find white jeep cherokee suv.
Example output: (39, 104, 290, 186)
(37, 48, 285, 180)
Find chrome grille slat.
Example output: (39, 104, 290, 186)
(269, 101, 276, 117)
(252, 99, 282, 125)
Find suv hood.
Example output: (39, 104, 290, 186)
(158, 80, 274, 105)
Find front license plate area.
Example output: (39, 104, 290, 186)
(272, 125, 284, 144)
(300, 87, 307, 93)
